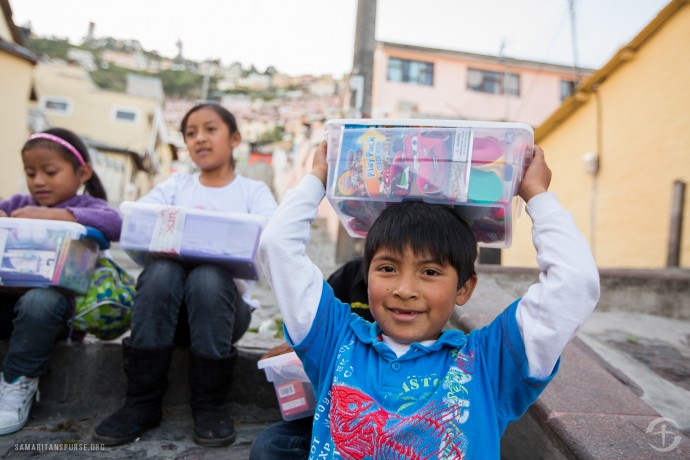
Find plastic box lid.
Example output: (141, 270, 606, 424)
(257, 351, 310, 383)
(0, 218, 87, 240)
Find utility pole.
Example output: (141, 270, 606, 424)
(350, 0, 376, 118)
(336, 0, 377, 264)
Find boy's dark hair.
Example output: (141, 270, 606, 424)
(363, 201, 478, 287)
(22, 128, 108, 201)
(180, 103, 239, 168)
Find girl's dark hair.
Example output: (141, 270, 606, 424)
(363, 201, 478, 287)
(22, 128, 108, 201)
(180, 103, 240, 168)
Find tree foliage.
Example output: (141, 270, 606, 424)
(26, 37, 71, 60)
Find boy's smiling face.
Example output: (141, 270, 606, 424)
(368, 244, 476, 345)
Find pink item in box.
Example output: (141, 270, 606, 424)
(405, 132, 452, 196)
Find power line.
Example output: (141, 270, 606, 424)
(513, 7, 569, 121)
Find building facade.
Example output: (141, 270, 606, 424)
(0, 0, 36, 200)
(504, 0, 690, 269)
(371, 41, 590, 127)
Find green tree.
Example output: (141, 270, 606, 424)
(26, 37, 70, 60)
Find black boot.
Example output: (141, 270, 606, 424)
(93, 339, 173, 446)
(188, 347, 237, 447)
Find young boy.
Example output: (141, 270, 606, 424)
(258, 141, 599, 459)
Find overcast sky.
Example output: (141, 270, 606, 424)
(10, 0, 671, 76)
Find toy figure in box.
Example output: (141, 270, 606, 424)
(380, 138, 413, 197)
(408, 131, 453, 196)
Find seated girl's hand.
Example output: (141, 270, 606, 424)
(261, 342, 294, 360)
(10, 206, 76, 222)
(0, 210, 6, 217)
(310, 140, 328, 187)
(519, 145, 552, 203)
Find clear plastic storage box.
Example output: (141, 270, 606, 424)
(0, 219, 99, 294)
(257, 352, 316, 421)
(325, 119, 534, 248)
(119, 202, 268, 280)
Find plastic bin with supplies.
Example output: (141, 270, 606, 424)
(0, 218, 106, 294)
(257, 351, 316, 421)
(325, 119, 534, 248)
(119, 201, 268, 280)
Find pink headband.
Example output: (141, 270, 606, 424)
(29, 133, 86, 166)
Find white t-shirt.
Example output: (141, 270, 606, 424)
(139, 172, 278, 308)
(139, 172, 277, 218)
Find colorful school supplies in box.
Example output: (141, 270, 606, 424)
(0, 219, 100, 294)
(257, 352, 316, 421)
(325, 119, 534, 248)
(119, 202, 268, 280)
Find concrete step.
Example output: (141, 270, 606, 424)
(0, 341, 281, 459)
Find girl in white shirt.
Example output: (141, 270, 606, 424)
(95, 103, 277, 448)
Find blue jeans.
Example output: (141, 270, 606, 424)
(129, 259, 251, 358)
(249, 417, 313, 460)
(0, 288, 71, 381)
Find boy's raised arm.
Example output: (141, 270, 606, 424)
(516, 147, 600, 378)
(258, 141, 329, 345)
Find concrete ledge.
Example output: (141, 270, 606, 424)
(0, 341, 280, 419)
(454, 312, 690, 459)
(475, 264, 690, 319)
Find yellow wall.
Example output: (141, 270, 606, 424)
(0, 54, 34, 200)
(504, 3, 690, 269)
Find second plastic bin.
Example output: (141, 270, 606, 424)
(119, 202, 268, 280)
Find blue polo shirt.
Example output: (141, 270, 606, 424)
(288, 280, 558, 459)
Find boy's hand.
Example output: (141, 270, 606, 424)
(310, 140, 328, 187)
(519, 145, 551, 203)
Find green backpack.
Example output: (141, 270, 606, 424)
(71, 258, 136, 340)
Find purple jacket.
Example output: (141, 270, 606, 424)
(0, 194, 122, 242)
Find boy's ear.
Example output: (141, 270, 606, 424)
(78, 164, 93, 184)
(455, 275, 477, 306)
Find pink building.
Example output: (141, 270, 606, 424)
(372, 42, 591, 126)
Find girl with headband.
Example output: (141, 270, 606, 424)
(0, 128, 122, 435)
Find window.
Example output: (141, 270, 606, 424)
(40, 96, 72, 115)
(112, 106, 140, 123)
(387, 58, 434, 86)
(467, 68, 520, 96)
(560, 80, 576, 101)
